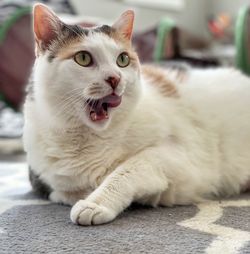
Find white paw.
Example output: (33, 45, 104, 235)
(70, 200, 116, 226)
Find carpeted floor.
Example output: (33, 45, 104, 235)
(0, 158, 250, 254)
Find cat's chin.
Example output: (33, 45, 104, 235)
(84, 115, 112, 131)
(80, 109, 116, 132)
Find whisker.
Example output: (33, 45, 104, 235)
(53, 94, 84, 117)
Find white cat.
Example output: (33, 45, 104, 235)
(23, 3, 250, 226)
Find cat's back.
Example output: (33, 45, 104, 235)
(178, 68, 250, 124)
(180, 68, 250, 190)
(142, 66, 250, 126)
(180, 68, 250, 108)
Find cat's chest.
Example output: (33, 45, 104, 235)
(28, 128, 125, 192)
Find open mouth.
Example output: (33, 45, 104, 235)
(87, 94, 122, 122)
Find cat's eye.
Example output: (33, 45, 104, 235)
(117, 52, 130, 68)
(74, 51, 93, 67)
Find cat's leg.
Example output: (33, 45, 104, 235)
(29, 167, 52, 198)
(49, 190, 91, 206)
(70, 146, 169, 225)
(49, 191, 77, 206)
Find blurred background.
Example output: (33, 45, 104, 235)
(0, 0, 250, 162)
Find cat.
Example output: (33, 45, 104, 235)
(24, 3, 250, 226)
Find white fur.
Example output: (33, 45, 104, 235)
(23, 31, 250, 225)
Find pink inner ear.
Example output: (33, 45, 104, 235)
(121, 11, 134, 40)
(33, 4, 61, 47)
(122, 25, 133, 40)
(113, 10, 134, 40)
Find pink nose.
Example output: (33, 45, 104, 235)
(105, 76, 120, 90)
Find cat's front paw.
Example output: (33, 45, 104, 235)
(70, 200, 116, 226)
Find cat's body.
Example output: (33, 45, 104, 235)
(24, 4, 250, 225)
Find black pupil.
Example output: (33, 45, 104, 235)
(121, 54, 125, 62)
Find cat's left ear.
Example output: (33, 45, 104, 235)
(33, 3, 63, 51)
(112, 10, 134, 40)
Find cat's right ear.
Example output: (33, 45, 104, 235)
(112, 10, 134, 41)
(33, 4, 62, 52)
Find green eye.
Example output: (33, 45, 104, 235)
(74, 51, 93, 67)
(117, 52, 130, 68)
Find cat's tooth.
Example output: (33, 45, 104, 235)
(90, 111, 97, 121)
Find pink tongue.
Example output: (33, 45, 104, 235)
(90, 95, 122, 122)
(103, 94, 122, 107)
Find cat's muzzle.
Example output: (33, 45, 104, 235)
(87, 94, 122, 121)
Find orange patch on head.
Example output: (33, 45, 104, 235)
(142, 65, 178, 98)
(110, 30, 129, 46)
(56, 39, 84, 60)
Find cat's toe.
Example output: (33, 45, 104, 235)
(70, 200, 116, 226)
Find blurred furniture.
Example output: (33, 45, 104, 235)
(0, 5, 33, 109)
(0, 1, 75, 109)
(133, 17, 219, 67)
(236, 5, 250, 76)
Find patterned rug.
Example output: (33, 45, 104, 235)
(0, 160, 250, 254)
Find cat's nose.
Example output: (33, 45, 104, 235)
(105, 76, 120, 90)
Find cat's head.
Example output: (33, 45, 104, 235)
(32, 4, 141, 131)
